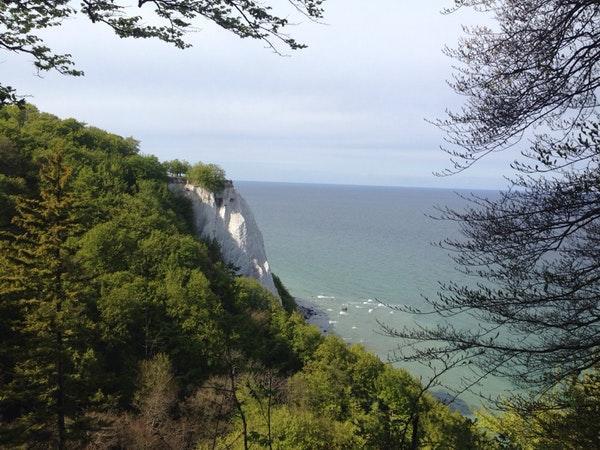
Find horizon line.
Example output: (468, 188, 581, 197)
(233, 179, 500, 192)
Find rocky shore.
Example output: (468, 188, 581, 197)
(294, 297, 330, 334)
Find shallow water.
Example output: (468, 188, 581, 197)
(237, 181, 511, 410)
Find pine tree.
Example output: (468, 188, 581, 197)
(0, 144, 101, 447)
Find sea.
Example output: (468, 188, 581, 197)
(236, 181, 509, 412)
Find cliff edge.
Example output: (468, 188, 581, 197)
(169, 179, 280, 300)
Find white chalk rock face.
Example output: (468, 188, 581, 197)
(170, 181, 280, 300)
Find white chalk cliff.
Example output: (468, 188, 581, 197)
(169, 180, 280, 300)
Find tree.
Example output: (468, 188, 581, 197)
(130, 354, 180, 448)
(386, 0, 600, 404)
(163, 159, 191, 177)
(188, 162, 227, 193)
(87, 353, 206, 449)
(0, 145, 101, 448)
(286, 336, 488, 449)
(436, 0, 600, 174)
(2, 105, 375, 448)
(0, 0, 325, 104)
(478, 369, 600, 449)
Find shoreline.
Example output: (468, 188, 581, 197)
(294, 297, 331, 334)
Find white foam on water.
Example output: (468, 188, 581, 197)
(326, 308, 333, 312)
(339, 311, 348, 316)
(352, 326, 358, 329)
(368, 308, 374, 313)
(317, 295, 335, 299)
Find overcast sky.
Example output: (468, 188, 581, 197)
(5, 1, 511, 189)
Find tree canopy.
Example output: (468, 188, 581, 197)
(438, 0, 600, 174)
(0, 104, 494, 448)
(163, 159, 191, 177)
(0, 105, 295, 446)
(188, 161, 227, 192)
(386, 0, 600, 414)
(0, 0, 325, 104)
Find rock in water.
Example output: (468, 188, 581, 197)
(169, 180, 280, 300)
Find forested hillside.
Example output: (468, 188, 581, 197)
(0, 105, 497, 449)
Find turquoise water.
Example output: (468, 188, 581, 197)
(236, 181, 508, 409)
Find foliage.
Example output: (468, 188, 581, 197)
(163, 158, 191, 177)
(1, 0, 326, 104)
(188, 161, 228, 193)
(388, 0, 600, 408)
(87, 353, 207, 449)
(273, 273, 297, 313)
(0, 104, 501, 448)
(291, 336, 492, 449)
(244, 406, 359, 450)
(438, 0, 600, 172)
(0, 105, 308, 446)
(0, 145, 102, 447)
(479, 370, 600, 450)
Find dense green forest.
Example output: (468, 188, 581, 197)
(0, 105, 485, 449)
(0, 105, 596, 449)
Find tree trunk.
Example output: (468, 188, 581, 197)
(56, 330, 65, 450)
(55, 252, 66, 450)
(267, 375, 273, 450)
(410, 411, 420, 450)
(229, 365, 248, 450)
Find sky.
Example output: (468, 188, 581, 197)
(4, 1, 513, 189)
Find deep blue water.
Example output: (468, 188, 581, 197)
(236, 181, 508, 408)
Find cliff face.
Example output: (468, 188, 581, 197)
(170, 181, 280, 300)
